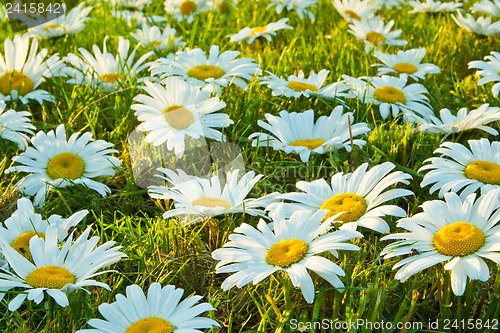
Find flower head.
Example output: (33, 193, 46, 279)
(131, 24, 185, 52)
(372, 48, 440, 81)
(0, 103, 35, 149)
(468, 51, 500, 97)
(409, 0, 462, 13)
(268, 0, 318, 21)
(452, 12, 500, 36)
(332, 0, 377, 22)
(348, 17, 407, 52)
(228, 18, 293, 44)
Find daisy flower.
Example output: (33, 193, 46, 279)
(468, 51, 500, 97)
(76, 282, 219, 333)
(372, 48, 440, 81)
(111, 10, 168, 28)
(150, 45, 261, 95)
(131, 78, 231, 157)
(380, 190, 500, 296)
(419, 138, 500, 198)
(268, 162, 413, 233)
(0, 103, 35, 150)
(26, 3, 93, 39)
(370, 0, 405, 9)
(0, 34, 65, 104)
(63, 36, 154, 93)
(212, 206, 363, 303)
(258, 69, 349, 100)
(0, 198, 88, 261)
(409, 104, 500, 136)
(331, 0, 377, 22)
(471, 0, 500, 17)
(268, 0, 318, 21)
(0, 224, 126, 311)
(5, 124, 120, 207)
(408, 0, 463, 13)
(164, 0, 210, 24)
(249, 107, 370, 163)
(131, 24, 186, 52)
(228, 18, 293, 44)
(452, 12, 500, 36)
(148, 169, 277, 225)
(348, 17, 407, 52)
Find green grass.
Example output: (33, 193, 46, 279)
(1, 0, 500, 332)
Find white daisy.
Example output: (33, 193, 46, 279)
(370, 0, 405, 9)
(0, 104, 35, 150)
(0, 224, 126, 311)
(0, 34, 65, 104)
(381, 190, 500, 296)
(150, 45, 261, 95)
(164, 0, 210, 24)
(372, 48, 440, 81)
(131, 24, 185, 52)
(27, 3, 93, 39)
(331, 0, 377, 22)
(249, 107, 370, 163)
(148, 169, 277, 225)
(228, 18, 293, 44)
(131, 78, 231, 157)
(468, 51, 500, 97)
(452, 12, 500, 36)
(111, 10, 168, 28)
(409, 104, 500, 137)
(268, 162, 413, 234)
(348, 17, 407, 52)
(258, 69, 349, 100)
(268, 0, 318, 21)
(212, 206, 363, 304)
(63, 36, 154, 93)
(471, 0, 500, 17)
(76, 282, 219, 333)
(0, 198, 88, 261)
(5, 124, 120, 207)
(419, 138, 500, 198)
(409, 0, 463, 13)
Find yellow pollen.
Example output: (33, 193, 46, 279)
(344, 10, 361, 21)
(286, 81, 319, 92)
(393, 62, 418, 74)
(250, 26, 267, 36)
(46, 152, 85, 180)
(126, 317, 173, 333)
(320, 192, 367, 222)
(191, 196, 232, 209)
(99, 73, 126, 84)
(179, 0, 197, 15)
(43, 23, 65, 31)
(374, 86, 407, 104)
(164, 105, 195, 130)
(289, 139, 326, 150)
(25, 266, 76, 289)
(187, 65, 225, 81)
(433, 222, 485, 257)
(148, 40, 161, 47)
(365, 31, 385, 45)
(464, 160, 500, 185)
(266, 239, 309, 268)
(11, 232, 45, 260)
(0, 70, 34, 96)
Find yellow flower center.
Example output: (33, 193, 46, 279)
(289, 139, 326, 150)
(100, 73, 126, 84)
(250, 26, 267, 36)
(126, 317, 173, 333)
(164, 105, 195, 130)
(186, 65, 225, 81)
(11, 232, 45, 260)
(365, 32, 385, 45)
(464, 160, 500, 185)
(25, 266, 76, 289)
(179, 0, 197, 15)
(374, 86, 407, 104)
(433, 222, 485, 257)
(393, 62, 418, 74)
(320, 192, 367, 222)
(286, 81, 319, 92)
(344, 10, 361, 21)
(191, 196, 232, 209)
(0, 70, 34, 96)
(266, 239, 309, 268)
(46, 152, 85, 180)
(43, 23, 65, 31)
